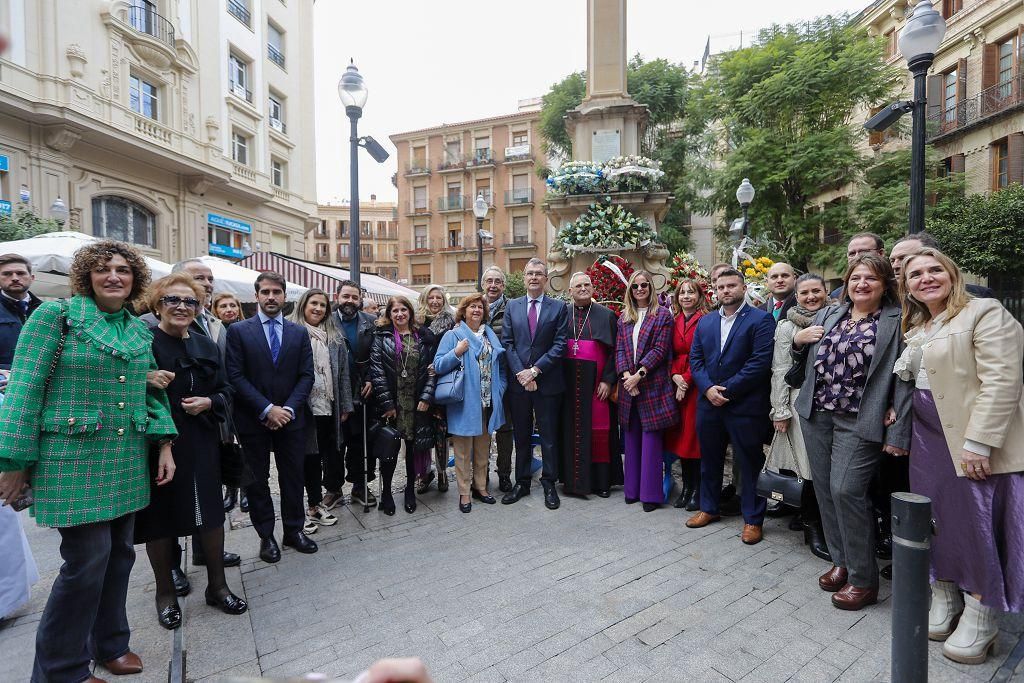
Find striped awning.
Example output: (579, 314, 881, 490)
(239, 252, 417, 306)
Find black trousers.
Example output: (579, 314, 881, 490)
(508, 391, 562, 487)
(32, 514, 135, 683)
(240, 427, 305, 538)
(306, 414, 337, 507)
(342, 404, 376, 488)
(494, 403, 514, 477)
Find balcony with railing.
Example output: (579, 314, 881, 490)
(504, 188, 535, 206)
(503, 231, 536, 248)
(466, 149, 495, 168)
(928, 75, 1024, 141)
(503, 144, 533, 164)
(437, 155, 466, 173)
(228, 0, 251, 26)
(230, 81, 253, 104)
(440, 234, 466, 252)
(129, 1, 175, 47)
(405, 200, 431, 217)
(438, 195, 465, 212)
(402, 238, 433, 255)
(405, 159, 431, 176)
(267, 43, 285, 69)
(269, 117, 287, 135)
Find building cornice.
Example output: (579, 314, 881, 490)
(390, 110, 539, 143)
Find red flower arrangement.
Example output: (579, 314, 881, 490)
(586, 254, 635, 314)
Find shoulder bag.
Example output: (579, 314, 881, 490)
(755, 430, 804, 508)
(433, 333, 466, 406)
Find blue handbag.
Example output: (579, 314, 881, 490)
(433, 333, 466, 405)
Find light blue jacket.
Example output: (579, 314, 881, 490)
(434, 322, 507, 436)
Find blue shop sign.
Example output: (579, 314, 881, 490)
(209, 243, 245, 259)
(0, 156, 9, 172)
(0, 201, 11, 217)
(207, 212, 251, 234)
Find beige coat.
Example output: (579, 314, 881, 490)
(918, 298, 1024, 475)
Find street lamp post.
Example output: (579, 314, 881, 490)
(899, 2, 946, 234)
(735, 178, 755, 237)
(472, 192, 491, 293)
(48, 196, 69, 226)
(338, 60, 369, 288)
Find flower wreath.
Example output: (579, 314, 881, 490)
(585, 254, 635, 314)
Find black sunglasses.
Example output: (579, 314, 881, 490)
(630, 282, 650, 290)
(159, 295, 201, 310)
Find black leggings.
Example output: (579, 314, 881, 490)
(304, 415, 337, 509)
(379, 439, 416, 505)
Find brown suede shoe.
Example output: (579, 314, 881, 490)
(831, 583, 878, 611)
(818, 566, 849, 592)
(741, 524, 763, 545)
(685, 511, 721, 528)
(102, 651, 143, 675)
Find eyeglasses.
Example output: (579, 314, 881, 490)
(630, 282, 650, 291)
(159, 295, 201, 310)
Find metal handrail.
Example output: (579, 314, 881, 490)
(927, 74, 1024, 140)
(267, 43, 285, 68)
(227, 0, 251, 26)
(129, 1, 175, 47)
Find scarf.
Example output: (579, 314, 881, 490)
(787, 304, 821, 330)
(427, 310, 456, 336)
(304, 323, 334, 411)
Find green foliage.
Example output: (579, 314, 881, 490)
(692, 15, 900, 270)
(928, 184, 1024, 277)
(504, 270, 526, 299)
(539, 71, 585, 159)
(0, 205, 62, 242)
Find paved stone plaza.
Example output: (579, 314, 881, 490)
(3, 462, 1023, 682)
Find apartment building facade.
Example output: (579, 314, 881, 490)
(307, 198, 400, 282)
(390, 104, 553, 299)
(0, 0, 317, 263)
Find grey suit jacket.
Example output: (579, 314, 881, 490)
(793, 303, 911, 449)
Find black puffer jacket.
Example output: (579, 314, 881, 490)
(368, 325, 437, 416)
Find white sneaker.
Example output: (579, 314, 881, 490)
(929, 580, 964, 641)
(942, 593, 998, 664)
(302, 519, 318, 534)
(307, 505, 338, 526)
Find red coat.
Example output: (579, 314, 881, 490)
(615, 306, 678, 432)
(663, 311, 703, 459)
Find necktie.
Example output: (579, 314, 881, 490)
(265, 318, 281, 364)
(17, 299, 29, 320)
(197, 312, 211, 336)
(528, 299, 538, 338)
(773, 299, 784, 320)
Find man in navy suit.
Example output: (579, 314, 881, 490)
(500, 258, 569, 510)
(226, 272, 317, 563)
(686, 268, 776, 545)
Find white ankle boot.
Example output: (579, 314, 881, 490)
(942, 593, 998, 664)
(928, 580, 964, 641)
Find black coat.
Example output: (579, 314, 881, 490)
(368, 325, 437, 416)
(332, 309, 376, 402)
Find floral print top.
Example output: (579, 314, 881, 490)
(812, 309, 880, 414)
(475, 328, 493, 408)
(395, 331, 418, 440)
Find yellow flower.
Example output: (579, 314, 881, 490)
(742, 259, 752, 267)
(745, 268, 756, 277)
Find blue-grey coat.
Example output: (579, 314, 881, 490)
(434, 322, 507, 436)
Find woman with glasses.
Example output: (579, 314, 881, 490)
(134, 273, 247, 630)
(616, 271, 678, 511)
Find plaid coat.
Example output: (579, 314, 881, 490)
(0, 296, 176, 528)
(615, 306, 678, 432)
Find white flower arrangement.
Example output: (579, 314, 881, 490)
(552, 200, 660, 257)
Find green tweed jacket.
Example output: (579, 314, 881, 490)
(0, 295, 177, 528)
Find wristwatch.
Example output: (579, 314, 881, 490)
(637, 367, 648, 379)
(530, 367, 540, 379)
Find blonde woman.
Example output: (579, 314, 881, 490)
(415, 284, 456, 493)
(896, 248, 1024, 664)
(212, 292, 245, 325)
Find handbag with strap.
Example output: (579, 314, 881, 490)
(433, 332, 466, 405)
(755, 430, 805, 507)
(784, 344, 810, 389)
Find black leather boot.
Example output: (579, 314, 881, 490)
(804, 521, 831, 562)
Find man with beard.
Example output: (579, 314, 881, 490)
(482, 266, 514, 492)
(0, 254, 42, 371)
(226, 272, 316, 562)
(560, 272, 620, 497)
(324, 280, 378, 509)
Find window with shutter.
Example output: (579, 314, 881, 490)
(509, 258, 530, 274)
(457, 261, 477, 283)
(992, 139, 1009, 189)
(411, 264, 431, 285)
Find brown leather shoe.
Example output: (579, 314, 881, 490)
(685, 511, 721, 528)
(818, 566, 849, 592)
(86, 677, 109, 683)
(831, 583, 878, 611)
(102, 651, 143, 675)
(741, 524, 762, 545)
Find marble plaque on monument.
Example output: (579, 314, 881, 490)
(592, 129, 620, 164)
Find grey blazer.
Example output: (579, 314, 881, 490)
(793, 303, 911, 450)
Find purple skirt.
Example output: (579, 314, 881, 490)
(910, 389, 1024, 612)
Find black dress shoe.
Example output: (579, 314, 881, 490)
(804, 522, 832, 562)
(880, 563, 893, 580)
(157, 601, 182, 630)
(673, 487, 692, 509)
(875, 535, 892, 560)
(239, 491, 250, 513)
(543, 486, 560, 510)
(501, 483, 530, 504)
(459, 501, 472, 513)
(378, 492, 396, 516)
(193, 551, 241, 568)
(498, 474, 513, 492)
(223, 487, 237, 512)
(595, 489, 611, 498)
(171, 567, 191, 597)
(642, 502, 659, 512)
(472, 490, 496, 504)
(283, 532, 318, 554)
(259, 537, 281, 564)
(205, 589, 248, 615)
(404, 488, 417, 514)
(684, 488, 700, 512)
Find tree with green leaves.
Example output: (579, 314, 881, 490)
(0, 205, 62, 243)
(691, 15, 900, 270)
(928, 183, 1024, 278)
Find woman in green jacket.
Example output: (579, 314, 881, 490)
(0, 240, 177, 683)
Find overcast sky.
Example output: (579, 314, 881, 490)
(312, 0, 872, 204)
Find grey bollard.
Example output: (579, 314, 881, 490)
(891, 492, 933, 683)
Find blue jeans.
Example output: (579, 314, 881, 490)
(32, 514, 136, 683)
